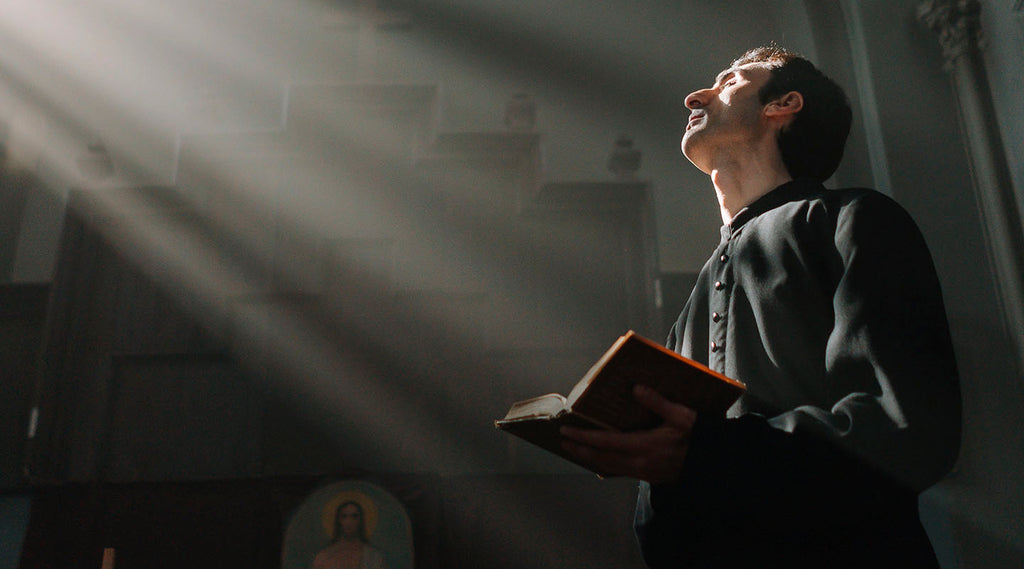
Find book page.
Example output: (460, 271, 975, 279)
(499, 393, 567, 422)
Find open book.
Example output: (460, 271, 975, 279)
(495, 331, 746, 471)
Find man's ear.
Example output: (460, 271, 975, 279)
(764, 91, 803, 124)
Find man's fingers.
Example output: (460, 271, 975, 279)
(560, 422, 687, 453)
(633, 384, 698, 428)
(561, 439, 644, 478)
(557, 388, 698, 483)
(560, 429, 690, 483)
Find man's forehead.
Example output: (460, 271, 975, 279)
(715, 62, 773, 84)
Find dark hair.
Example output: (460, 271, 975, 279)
(331, 500, 368, 543)
(732, 46, 852, 182)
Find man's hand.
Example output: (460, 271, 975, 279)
(560, 384, 698, 484)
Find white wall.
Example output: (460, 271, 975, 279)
(980, 0, 1024, 221)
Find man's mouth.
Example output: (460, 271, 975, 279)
(686, 112, 705, 130)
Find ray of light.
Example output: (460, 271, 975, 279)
(3, 2, 675, 566)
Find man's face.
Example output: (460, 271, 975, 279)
(681, 62, 774, 172)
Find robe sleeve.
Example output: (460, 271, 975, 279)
(768, 191, 961, 491)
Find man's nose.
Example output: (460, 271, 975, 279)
(685, 89, 710, 109)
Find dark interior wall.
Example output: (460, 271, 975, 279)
(19, 474, 642, 569)
(10, 164, 662, 565)
(0, 162, 34, 283)
(0, 284, 47, 490)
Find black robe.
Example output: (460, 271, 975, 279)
(635, 179, 961, 568)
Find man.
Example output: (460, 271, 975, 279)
(561, 46, 961, 567)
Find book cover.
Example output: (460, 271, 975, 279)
(495, 331, 746, 471)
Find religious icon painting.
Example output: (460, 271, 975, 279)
(282, 480, 414, 569)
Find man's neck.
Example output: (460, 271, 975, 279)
(709, 154, 792, 225)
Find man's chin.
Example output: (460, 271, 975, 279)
(681, 128, 702, 150)
(680, 136, 700, 163)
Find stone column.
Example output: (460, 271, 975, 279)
(920, 0, 1024, 373)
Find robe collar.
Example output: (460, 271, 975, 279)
(719, 178, 825, 242)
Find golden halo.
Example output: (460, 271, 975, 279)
(321, 490, 379, 540)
